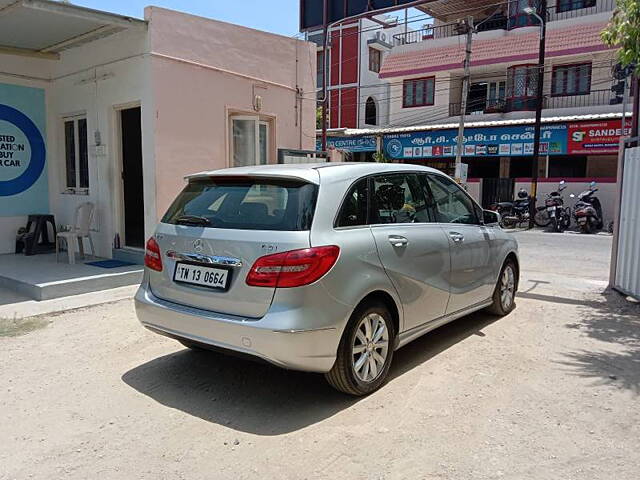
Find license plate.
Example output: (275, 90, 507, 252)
(173, 262, 230, 290)
(547, 206, 556, 211)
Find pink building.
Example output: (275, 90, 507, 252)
(0, 2, 316, 261)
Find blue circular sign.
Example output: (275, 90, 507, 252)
(0, 104, 46, 197)
(386, 139, 403, 157)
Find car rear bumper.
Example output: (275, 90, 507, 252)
(134, 282, 339, 373)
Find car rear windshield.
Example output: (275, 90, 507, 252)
(162, 176, 318, 231)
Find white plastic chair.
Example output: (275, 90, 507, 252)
(56, 202, 96, 264)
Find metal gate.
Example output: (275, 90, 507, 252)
(481, 178, 515, 208)
(614, 146, 640, 300)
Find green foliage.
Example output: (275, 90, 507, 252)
(316, 106, 323, 129)
(372, 151, 388, 163)
(601, 0, 640, 74)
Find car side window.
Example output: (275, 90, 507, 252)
(335, 178, 369, 227)
(424, 174, 479, 225)
(371, 173, 432, 224)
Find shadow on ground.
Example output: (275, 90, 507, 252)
(122, 310, 501, 435)
(558, 290, 640, 394)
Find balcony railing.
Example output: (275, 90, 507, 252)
(448, 89, 616, 116)
(543, 89, 617, 109)
(393, 23, 467, 45)
(546, 0, 616, 22)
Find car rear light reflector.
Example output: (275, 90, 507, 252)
(144, 237, 163, 272)
(246, 245, 340, 288)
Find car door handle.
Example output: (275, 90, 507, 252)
(388, 235, 408, 247)
(449, 232, 465, 243)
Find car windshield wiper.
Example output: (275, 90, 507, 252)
(175, 215, 211, 226)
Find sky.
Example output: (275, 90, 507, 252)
(70, 1, 423, 37)
(72, 0, 312, 37)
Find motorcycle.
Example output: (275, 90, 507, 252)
(570, 181, 603, 234)
(489, 188, 531, 228)
(544, 180, 572, 232)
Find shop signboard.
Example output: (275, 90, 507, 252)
(567, 119, 632, 155)
(317, 135, 377, 152)
(0, 83, 48, 216)
(383, 124, 568, 160)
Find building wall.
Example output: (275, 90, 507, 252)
(146, 7, 316, 218)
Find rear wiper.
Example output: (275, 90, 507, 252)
(175, 215, 211, 226)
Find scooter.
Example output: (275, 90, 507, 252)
(544, 180, 572, 232)
(570, 181, 604, 234)
(489, 188, 531, 228)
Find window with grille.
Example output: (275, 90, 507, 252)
(63, 116, 89, 193)
(317, 51, 324, 89)
(557, 0, 596, 13)
(551, 63, 591, 96)
(403, 77, 435, 108)
(369, 48, 381, 73)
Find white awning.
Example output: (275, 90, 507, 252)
(320, 112, 632, 137)
(0, 0, 146, 60)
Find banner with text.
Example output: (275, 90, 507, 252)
(567, 119, 632, 155)
(317, 135, 377, 152)
(383, 124, 568, 160)
(0, 83, 48, 216)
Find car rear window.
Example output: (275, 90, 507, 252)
(162, 177, 318, 231)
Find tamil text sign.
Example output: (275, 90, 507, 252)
(383, 124, 568, 160)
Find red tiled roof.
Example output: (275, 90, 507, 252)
(380, 21, 611, 78)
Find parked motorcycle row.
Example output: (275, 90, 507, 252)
(489, 181, 605, 234)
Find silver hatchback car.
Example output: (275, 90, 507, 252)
(135, 163, 518, 395)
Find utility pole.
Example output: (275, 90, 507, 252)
(321, 0, 329, 152)
(528, 0, 547, 229)
(454, 16, 473, 182)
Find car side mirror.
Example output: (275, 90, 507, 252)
(483, 209, 501, 226)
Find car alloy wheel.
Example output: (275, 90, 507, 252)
(500, 265, 515, 311)
(351, 313, 389, 383)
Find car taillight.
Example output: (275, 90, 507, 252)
(246, 245, 340, 288)
(144, 237, 163, 272)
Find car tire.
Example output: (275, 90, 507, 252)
(325, 301, 395, 396)
(485, 259, 518, 316)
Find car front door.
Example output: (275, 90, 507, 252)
(423, 173, 495, 314)
(369, 173, 451, 332)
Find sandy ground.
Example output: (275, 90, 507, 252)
(1, 230, 639, 480)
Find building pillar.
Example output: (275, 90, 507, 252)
(499, 157, 510, 178)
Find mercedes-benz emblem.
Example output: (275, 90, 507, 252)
(193, 239, 203, 252)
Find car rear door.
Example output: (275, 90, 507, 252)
(369, 172, 451, 332)
(148, 175, 318, 318)
(423, 173, 494, 314)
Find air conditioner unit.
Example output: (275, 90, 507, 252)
(375, 31, 387, 42)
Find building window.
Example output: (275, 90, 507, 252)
(369, 47, 381, 73)
(506, 65, 539, 111)
(551, 63, 591, 96)
(317, 51, 324, 89)
(365, 97, 377, 125)
(557, 0, 596, 13)
(508, 0, 539, 29)
(63, 116, 89, 193)
(230, 116, 269, 167)
(403, 77, 435, 108)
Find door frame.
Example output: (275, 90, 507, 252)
(112, 101, 143, 250)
